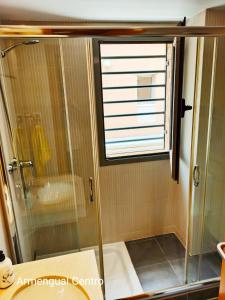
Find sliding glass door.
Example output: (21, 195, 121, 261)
(0, 38, 102, 269)
(187, 37, 225, 283)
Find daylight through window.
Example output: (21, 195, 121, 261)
(98, 42, 173, 161)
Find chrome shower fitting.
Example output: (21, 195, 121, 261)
(0, 39, 40, 58)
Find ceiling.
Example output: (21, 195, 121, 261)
(0, 0, 225, 22)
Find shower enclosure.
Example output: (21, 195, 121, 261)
(0, 29, 225, 300)
(0, 38, 103, 268)
(187, 36, 225, 283)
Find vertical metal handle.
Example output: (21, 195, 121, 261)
(193, 165, 200, 187)
(89, 177, 94, 202)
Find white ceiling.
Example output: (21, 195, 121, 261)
(0, 0, 225, 22)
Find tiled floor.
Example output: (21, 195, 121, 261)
(126, 233, 221, 293)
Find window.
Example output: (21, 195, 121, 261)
(93, 40, 174, 165)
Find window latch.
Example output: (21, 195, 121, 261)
(180, 98, 192, 118)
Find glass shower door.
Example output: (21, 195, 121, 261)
(187, 36, 225, 283)
(0, 38, 102, 268)
(198, 36, 225, 280)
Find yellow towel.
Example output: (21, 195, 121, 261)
(12, 126, 32, 179)
(12, 126, 30, 161)
(31, 125, 51, 176)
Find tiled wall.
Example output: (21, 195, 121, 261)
(99, 160, 179, 244)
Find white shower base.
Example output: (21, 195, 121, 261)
(103, 241, 143, 300)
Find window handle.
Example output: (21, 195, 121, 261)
(181, 98, 192, 118)
(89, 177, 94, 202)
(193, 165, 200, 187)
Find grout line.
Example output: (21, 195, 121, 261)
(155, 237, 184, 284)
(173, 230, 186, 249)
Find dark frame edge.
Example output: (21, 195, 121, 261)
(101, 152, 169, 166)
(92, 38, 173, 167)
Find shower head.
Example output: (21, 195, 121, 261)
(22, 40, 40, 46)
(0, 39, 40, 58)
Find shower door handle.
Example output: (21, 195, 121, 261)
(193, 165, 200, 187)
(217, 242, 225, 260)
(89, 177, 94, 202)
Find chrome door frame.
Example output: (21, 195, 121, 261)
(0, 141, 20, 264)
(1, 24, 225, 38)
(1, 23, 225, 299)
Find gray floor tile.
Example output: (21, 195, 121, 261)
(192, 255, 218, 281)
(126, 234, 220, 294)
(172, 256, 218, 283)
(202, 252, 221, 276)
(169, 258, 186, 283)
(156, 233, 185, 260)
(126, 237, 166, 267)
(136, 261, 180, 292)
